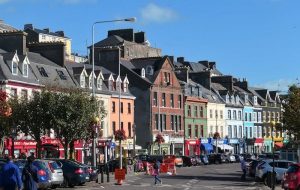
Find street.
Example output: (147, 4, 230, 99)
(57, 163, 271, 190)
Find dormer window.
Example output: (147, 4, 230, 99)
(226, 95, 229, 103)
(23, 63, 28, 77)
(80, 73, 85, 88)
(141, 68, 145, 78)
(123, 82, 128, 92)
(146, 66, 153, 75)
(12, 61, 18, 75)
(97, 78, 103, 90)
(253, 96, 258, 105)
(231, 95, 235, 104)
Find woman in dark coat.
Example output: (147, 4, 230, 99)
(22, 156, 38, 190)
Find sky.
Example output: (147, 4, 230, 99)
(1, 0, 300, 93)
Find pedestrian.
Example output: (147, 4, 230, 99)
(240, 158, 247, 181)
(152, 159, 162, 185)
(22, 156, 38, 190)
(1, 156, 23, 190)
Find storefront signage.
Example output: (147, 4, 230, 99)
(229, 139, 239, 144)
(169, 137, 184, 143)
(14, 141, 37, 146)
(200, 138, 209, 144)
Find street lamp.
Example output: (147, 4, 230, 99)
(91, 17, 136, 168)
(11, 125, 17, 158)
(270, 121, 276, 190)
(132, 123, 136, 157)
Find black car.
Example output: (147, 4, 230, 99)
(181, 156, 193, 167)
(69, 160, 97, 182)
(208, 154, 223, 164)
(192, 156, 202, 166)
(51, 159, 89, 187)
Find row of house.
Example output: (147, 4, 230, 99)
(0, 21, 284, 163)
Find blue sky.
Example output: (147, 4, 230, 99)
(1, 0, 299, 92)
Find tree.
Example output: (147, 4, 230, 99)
(10, 90, 55, 158)
(0, 90, 12, 155)
(154, 134, 165, 154)
(282, 85, 300, 141)
(52, 88, 106, 159)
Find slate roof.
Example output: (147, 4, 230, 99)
(0, 21, 18, 32)
(29, 28, 69, 39)
(186, 61, 223, 75)
(93, 35, 124, 47)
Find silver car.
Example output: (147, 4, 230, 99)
(42, 160, 64, 188)
(255, 159, 295, 184)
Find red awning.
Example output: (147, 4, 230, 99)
(255, 138, 264, 144)
(275, 142, 283, 148)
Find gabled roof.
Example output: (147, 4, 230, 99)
(93, 35, 124, 47)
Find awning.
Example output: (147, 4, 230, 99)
(275, 142, 283, 148)
(123, 144, 142, 150)
(217, 144, 234, 150)
(200, 143, 213, 151)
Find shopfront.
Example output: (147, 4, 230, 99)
(254, 138, 264, 154)
(200, 138, 213, 154)
(169, 137, 184, 156)
(228, 138, 240, 154)
(263, 139, 273, 153)
(5, 139, 36, 158)
(184, 139, 200, 156)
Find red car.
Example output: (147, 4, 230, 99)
(282, 163, 300, 190)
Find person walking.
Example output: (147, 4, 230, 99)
(22, 156, 38, 190)
(240, 158, 247, 181)
(152, 159, 162, 185)
(1, 156, 23, 190)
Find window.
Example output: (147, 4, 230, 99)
(210, 109, 213, 118)
(153, 92, 157, 106)
(249, 126, 253, 138)
(155, 114, 159, 130)
(187, 105, 191, 117)
(220, 110, 223, 119)
(21, 89, 28, 100)
(128, 103, 131, 114)
(253, 112, 257, 122)
(170, 94, 174, 108)
(195, 125, 198, 138)
(249, 112, 252, 121)
(12, 61, 18, 75)
(215, 110, 218, 119)
(253, 126, 257, 138)
(178, 95, 182, 108)
(238, 111, 242, 120)
(121, 102, 123, 113)
(200, 106, 204, 118)
(112, 101, 115, 113)
(245, 113, 248, 121)
(162, 114, 166, 131)
(38, 66, 48, 77)
(174, 115, 178, 132)
(228, 125, 232, 138)
(128, 122, 132, 137)
(200, 125, 204, 137)
(233, 110, 237, 120)
(228, 110, 231, 120)
(80, 73, 85, 87)
(123, 82, 128, 93)
(97, 78, 103, 90)
(276, 112, 280, 122)
(239, 126, 243, 138)
(178, 116, 181, 131)
(171, 115, 174, 130)
(23, 63, 28, 77)
(112, 122, 116, 134)
(267, 111, 271, 122)
(234, 125, 238, 138)
(121, 122, 123, 130)
(162, 93, 166, 107)
(163, 72, 168, 83)
(57, 70, 67, 80)
(194, 106, 198, 117)
(263, 111, 266, 122)
(257, 126, 261, 138)
(188, 125, 192, 138)
(10, 88, 17, 98)
(245, 127, 248, 138)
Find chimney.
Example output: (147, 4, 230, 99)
(108, 29, 134, 42)
(0, 31, 27, 55)
(209, 62, 216, 70)
(55, 31, 64, 37)
(43, 28, 50, 33)
(134, 31, 146, 43)
(211, 75, 233, 91)
(189, 71, 212, 90)
(174, 66, 189, 83)
(28, 42, 65, 67)
(177, 57, 184, 63)
(198, 60, 209, 68)
(24, 24, 33, 30)
(234, 78, 248, 90)
(168, 56, 174, 63)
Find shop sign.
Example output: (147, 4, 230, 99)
(229, 139, 239, 144)
(200, 138, 209, 144)
(14, 141, 37, 146)
(169, 137, 183, 143)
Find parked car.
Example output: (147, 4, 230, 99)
(41, 160, 64, 189)
(208, 154, 223, 164)
(190, 156, 197, 166)
(192, 155, 203, 166)
(200, 155, 209, 165)
(255, 159, 295, 184)
(223, 154, 236, 163)
(175, 156, 183, 167)
(32, 159, 52, 189)
(69, 160, 97, 182)
(282, 163, 300, 190)
(181, 156, 193, 167)
(51, 159, 89, 187)
(247, 159, 261, 177)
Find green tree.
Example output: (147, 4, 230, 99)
(282, 85, 300, 140)
(52, 89, 106, 159)
(10, 90, 55, 158)
(0, 90, 12, 155)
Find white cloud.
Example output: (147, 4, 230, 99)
(254, 78, 297, 93)
(140, 3, 177, 23)
(0, 0, 10, 4)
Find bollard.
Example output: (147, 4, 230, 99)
(101, 169, 104, 183)
(106, 164, 110, 183)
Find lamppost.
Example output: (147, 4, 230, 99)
(270, 121, 276, 190)
(11, 125, 16, 158)
(91, 17, 136, 168)
(132, 123, 136, 157)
